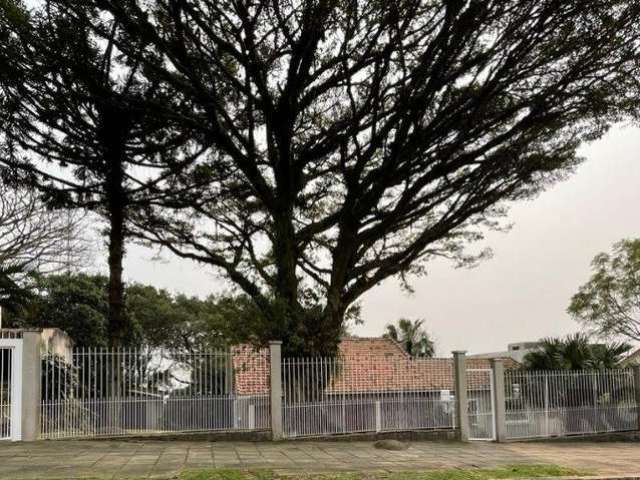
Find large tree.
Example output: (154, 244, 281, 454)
(42, 1, 640, 355)
(569, 239, 640, 342)
(0, 1, 201, 345)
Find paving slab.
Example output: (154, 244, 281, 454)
(1, 439, 640, 479)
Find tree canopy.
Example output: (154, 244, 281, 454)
(6, 273, 111, 346)
(4, 0, 640, 354)
(569, 239, 640, 343)
(126, 283, 258, 350)
(384, 318, 435, 357)
(5, 273, 253, 348)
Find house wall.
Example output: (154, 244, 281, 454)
(232, 346, 270, 395)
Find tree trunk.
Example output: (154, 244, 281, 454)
(100, 107, 129, 347)
(270, 214, 352, 357)
(106, 197, 126, 347)
(100, 110, 129, 433)
(316, 301, 346, 356)
(290, 222, 358, 357)
(271, 211, 303, 354)
(273, 296, 345, 358)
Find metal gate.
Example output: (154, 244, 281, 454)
(467, 368, 496, 441)
(504, 369, 638, 439)
(0, 338, 22, 441)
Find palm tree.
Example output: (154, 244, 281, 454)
(523, 333, 631, 370)
(589, 342, 633, 369)
(384, 318, 435, 357)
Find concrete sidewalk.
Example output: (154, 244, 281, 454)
(0, 439, 639, 479)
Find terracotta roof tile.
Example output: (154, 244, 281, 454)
(232, 338, 519, 395)
(337, 337, 409, 358)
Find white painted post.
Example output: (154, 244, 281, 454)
(2, 338, 23, 441)
(249, 404, 256, 430)
(375, 400, 382, 432)
(633, 366, 640, 431)
(233, 399, 239, 429)
(269, 341, 283, 440)
(544, 374, 550, 436)
(453, 351, 469, 442)
(21, 332, 42, 442)
(491, 359, 507, 442)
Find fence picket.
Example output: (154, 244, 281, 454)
(504, 369, 637, 439)
(39, 347, 270, 439)
(34, 343, 640, 441)
(281, 355, 456, 438)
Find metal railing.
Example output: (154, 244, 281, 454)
(467, 369, 495, 441)
(40, 347, 270, 439)
(0, 330, 23, 339)
(27, 342, 640, 442)
(282, 356, 456, 438)
(0, 347, 12, 440)
(505, 369, 637, 439)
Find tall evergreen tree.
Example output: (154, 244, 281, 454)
(0, 2, 202, 345)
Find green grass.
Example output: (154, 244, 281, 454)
(176, 464, 590, 480)
(42, 464, 591, 480)
(180, 470, 274, 480)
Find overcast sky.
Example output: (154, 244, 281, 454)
(109, 124, 640, 357)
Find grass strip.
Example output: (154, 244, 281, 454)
(178, 464, 590, 480)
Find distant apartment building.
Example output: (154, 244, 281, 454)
(468, 341, 541, 363)
(621, 347, 640, 367)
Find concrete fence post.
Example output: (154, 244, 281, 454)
(453, 351, 469, 442)
(269, 341, 283, 440)
(249, 404, 256, 430)
(491, 359, 507, 442)
(233, 399, 239, 429)
(633, 366, 640, 432)
(21, 332, 42, 442)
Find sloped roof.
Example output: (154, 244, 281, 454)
(338, 336, 409, 357)
(232, 337, 519, 395)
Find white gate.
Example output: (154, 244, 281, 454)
(0, 338, 23, 441)
(467, 368, 495, 441)
(504, 369, 637, 439)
